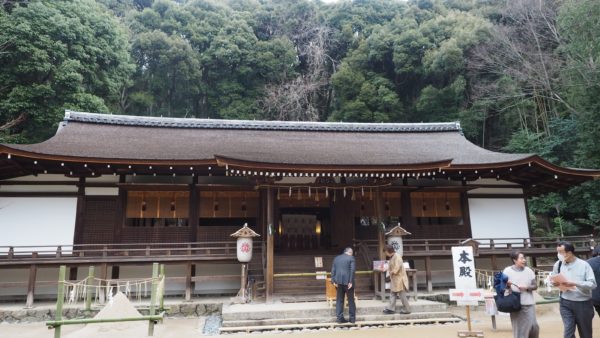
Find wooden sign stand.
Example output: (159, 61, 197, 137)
(457, 305, 484, 337)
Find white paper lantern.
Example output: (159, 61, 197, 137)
(230, 223, 260, 263)
(237, 237, 253, 262)
(387, 236, 403, 257)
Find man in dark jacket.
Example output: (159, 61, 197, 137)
(331, 247, 356, 323)
(588, 246, 600, 317)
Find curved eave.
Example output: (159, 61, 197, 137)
(0, 145, 217, 166)
(214, 155, 454, 172)
(449, 155, 600, 178)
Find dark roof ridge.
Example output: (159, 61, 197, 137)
(64, 110, 462, 133)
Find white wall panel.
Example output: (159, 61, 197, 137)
(468, 198, 530, 247)
(0, 197, 77, 251)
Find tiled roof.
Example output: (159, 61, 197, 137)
(64, 111, 462, 133)
(0, 111, 535, 166)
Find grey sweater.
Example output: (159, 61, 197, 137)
(552, 258, 597, 302)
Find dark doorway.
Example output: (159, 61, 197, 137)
(276, 207, 331, 253)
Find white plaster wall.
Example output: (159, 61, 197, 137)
(0, 185, 77, 193)
(468, 188, 524, 194)
(85, 187, 119, 196)
(468, 198, 530, 247)
(6, 174, 77, 182)
(0, 197, 77, 251)
(0, 268, 28, 298)
(195, 263, 240, 294)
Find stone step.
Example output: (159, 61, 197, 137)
(219, 314, 461, 333)
(221, 311, 456, 327)
(222, 299, 446, 321)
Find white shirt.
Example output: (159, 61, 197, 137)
(503, 265, 536, 305)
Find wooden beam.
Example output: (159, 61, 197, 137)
(461, 191, 472, 238)
(113, 175, 126, 243)
(73, 177, 86, 245)
(424, 256, 432, 293)
(99, 263, 108, 304)
(266, 187, 274, 303)
(189, 176, 199, 242)
(375, 188, 385, 260)
(185, 261, 193, 301)
(25, 264, 37, 308)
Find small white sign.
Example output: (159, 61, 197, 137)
(314, 256, 323, 268)
(315, 271, 327, 280)
(452, 246, 476, 290)
(449, 288, 484, 303)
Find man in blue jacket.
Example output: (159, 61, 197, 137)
(331, 247, 356, 323)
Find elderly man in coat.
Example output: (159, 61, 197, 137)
(383, 244, 411, 314)
(331, 246, 356, 323)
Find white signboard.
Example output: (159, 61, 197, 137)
(452, 246, 476, 289)
(449, 288, 484, 306)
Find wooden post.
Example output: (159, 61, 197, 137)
(425, 256, 433, 292)
(55, 265, 66, 338)
(85, 266, 94, 311)
(73, 177, 86, 245)
(266, 187, 274, 303)
(159, 264, 165, 311)
(185, 261, 193, 301)
(189, 175, 199, 242)
(68, 267, 78, 281)
(25, 264, 37, 308)
(99, 263, 108, 304)
(466, 305, 472, 331)
(114, 175, 126, 243)
(375, 187, 385, 260)
(240, 263, 248, 300)
(148, 262, 158, 336)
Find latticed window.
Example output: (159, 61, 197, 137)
(126, 191, 190, 227)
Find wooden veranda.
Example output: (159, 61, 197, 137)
(1, 235, 595, 307)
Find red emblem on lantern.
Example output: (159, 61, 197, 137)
(240, 242, 251, 253)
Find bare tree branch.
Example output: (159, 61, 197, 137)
(0, 112, 27, 131)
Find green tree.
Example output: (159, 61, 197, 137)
(0, 0, 134, 142)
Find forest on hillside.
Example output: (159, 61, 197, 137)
(1, 0, 599, 237)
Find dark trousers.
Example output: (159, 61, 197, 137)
(595, 304, 600, 318)
(335, 284, 356, 321)
(559, 298, 595, 338)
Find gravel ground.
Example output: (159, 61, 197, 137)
(202, 315, 222, 335)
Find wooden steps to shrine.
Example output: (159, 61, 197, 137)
(273, 254, 373, 295)
(219, 299, 457, 333)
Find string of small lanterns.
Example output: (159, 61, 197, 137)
(2, 153, 562, 181)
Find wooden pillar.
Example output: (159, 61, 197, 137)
(189, 176, 199, 242)
(460, 191, 472, 238)
(400, 190, 415, 232)
(99, 263, 108, 303)
(491, 255, 498, 271)
(69, 267, 78, 281)
(266, 187, 274, 303)
(375, 188, 386, 260)
(185, 261, 193, 301)
(114, 175, 126, 243)
(25, 264, 37, 308)
(425, 256, 433, 292)
(73, 177, 86, 245)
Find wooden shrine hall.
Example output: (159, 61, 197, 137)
(0, 111, 599, 305)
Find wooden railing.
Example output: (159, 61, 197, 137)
(0, 241, 263, 265)
(355, 235, 596, 257)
